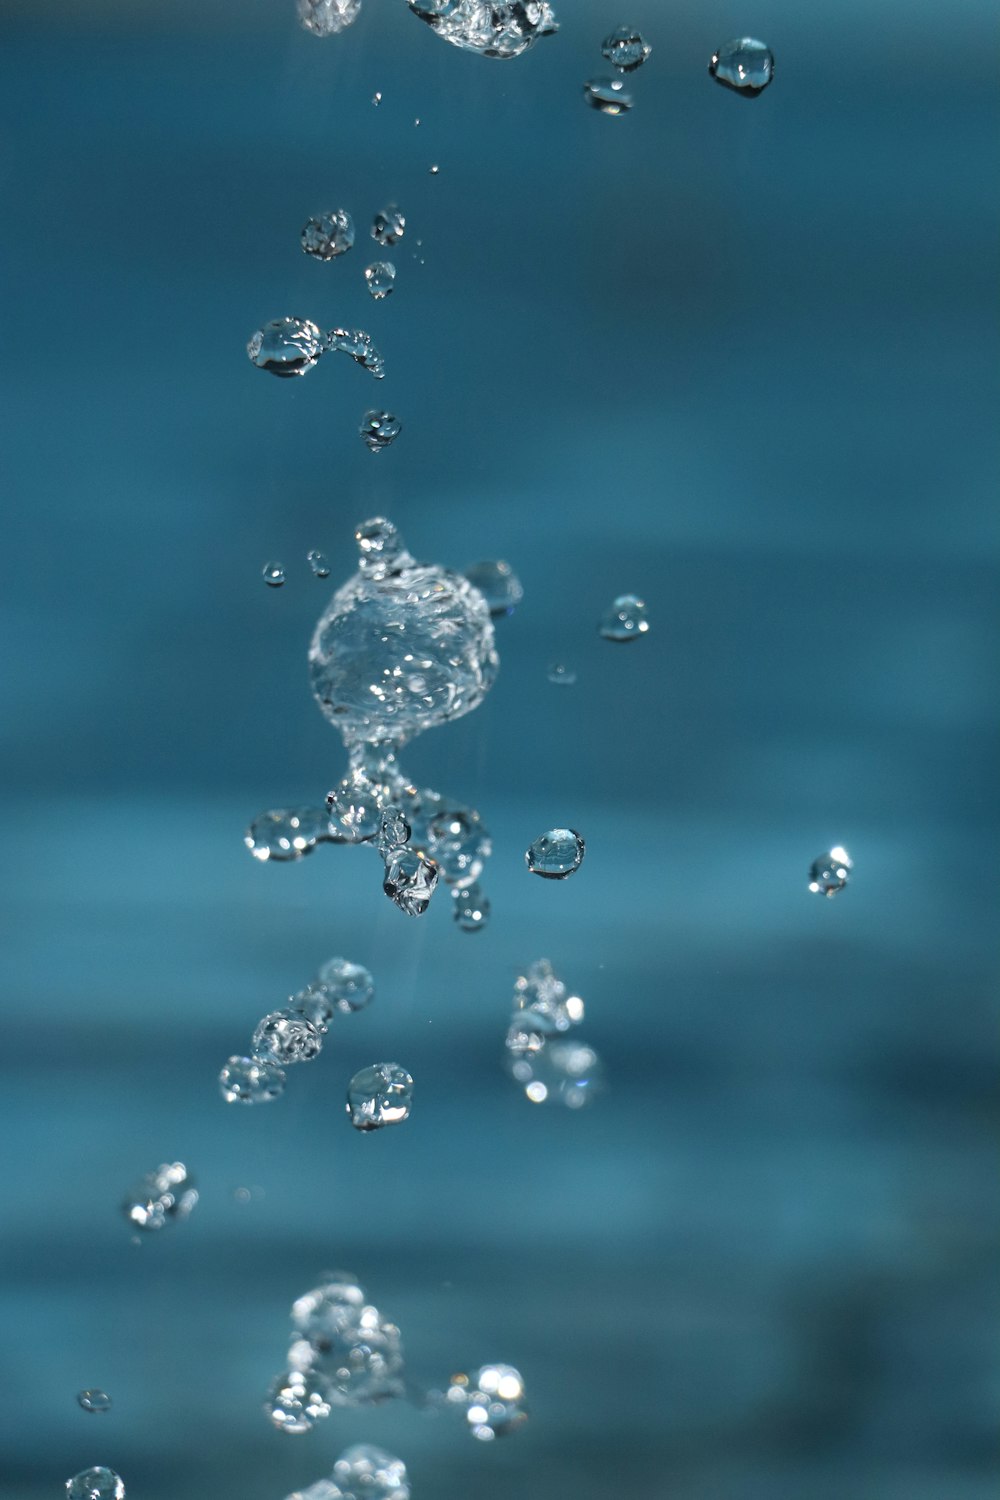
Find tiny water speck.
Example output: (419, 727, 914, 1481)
(601, 26, 651, 72)
(809, 846, 852, 897)
(347, 1062, 414, 1130)
(219, 1054, 287, 1104)
(599, 593, 648, 641)
(526, 828, 585, 879)
(464, 559, 523, 617)
(122, 1161, 198, 1232)
(583, 77, 633, 115)
(301, 209, 355, 260)
(428, 164, 440, 175)
(364, 260, 396, 299)
(77, 1389, 112, 1414)
(333, 1444, 410, 1500)
(66, 1469, 125, 1500)
(372, 90, 382, 105)
(709, 37, 774, 96)
(307, 549, 330, 579)
(263, 561, 285, 588)
(253, 1010, 323, 1064)
(298, 0, 361, 35)
(453, 882, 490, 932)
(547, 662, 576, 686)
(372, 205, 405, 246)
(360, 410, 401, 453)
(248, 317, 325, 377)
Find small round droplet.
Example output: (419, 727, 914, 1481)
(314, 956, 375, 1013)
(599, 593, 648, 641)
(453, 882, 490, 932)
(247, 317, 325, 377)
(464, 560, 524, 617)
(308, 549, 331, 578)
(301, 209, 355, 260)
(219, 1054, 287, 1104)
(808, 846, 852, 897)
(298, 0, 361, 35)
(448, 1364, 527, 1440)
(372, 205, 405, 246)
(122, 1162, 198, 1232)
(383, 849, 439, 916)
(526, 828, 585, 879)
(347, 1062, 414, 1130)
(66, 1469, 125, 1500)
(708, 37, 774, 96)
(252, 1010, 323, 1064)
(364, 260, 396, 299)
(263, 561, 285, 588)
(77, 1389, 112, 1414)
(428, 164, 440, 175)
(601, 25, 651, 72)
(360, 410, 401, 453)
(372, 90, 382, 105)
(332, 1445, 410, 1500)
(547, 662, 576, 686)
(265, 1369, 334, 1433)
(583, 77, 634, 115)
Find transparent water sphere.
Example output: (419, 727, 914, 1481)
(599, 593, 648, 641)
(425, 807, 490, 887)
(360, 410, 401, 453)
(302, 209, 355, 259)
(253, 1010, 323, 1064)
(248, 317, 325, 377)
(525, 828, 585, 879)
(298, 0, 362, 35)
(447, 1363, 528, 1439)
(326, 774, 384, 842)
(583, 78, 633, 115)
(463, 559, 523, 617)
(346, 1062, 414, 1130)
(315, 957, 375, 1012)
(364, 261, 396, 299)
(262, 561, 285, 588)
(453, 881, 490, 932)
(122, 1162, 198, 1231)
(309, 519, 498, 748)
(66, 1469, 125, 1500)
(332, 1444, 410, 1500)
(808, 846, 852, 897)
(266, 1369, 334, 1433)
(245, 807, 330, 861)
(601, 25, 651, 71)
(508, 1038, 604, 1108)
(708, 37, 774, 96)
(371, 205, 405, 246)
(219, 1053, 287, 1104)
(77, 1389, 112, 1413)
(408, 0, 557, 59)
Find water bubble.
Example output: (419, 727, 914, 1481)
(266, 1369, 334, 1433)
(308, 549, 331, 579)
(333, 1445, 410, 1500)
(513, 958, 584, 1032)
(360, 410, 401, 453)
(599, 593, 648, 641)
(447, 1364, 528, 1439)
(301, 209, 355, 260)
(371, 205, 405, 246)
(253, 1010, 323, 1064)
(245, 807, 330, 861)
(463, 559, 523, 617)
(219, 1054, 287, 1104)
(547, 662, 576, 686)
(248, 317, 325, 377)
(453, 882, 490, 932)
(583, 77, 634, 115)
(425, 807, 491, 887)
(525, 828, 585, 879)
(808, 846, 852, 897)
(383, 849, 439, 915)
(298, 0, 361, 35)
(508, 1038, 604, 1108)
(408, 0, 557, 59)
(364, 260, 396, 299)
(77, 1389, 112, 1414)
(708, 37, 774, 96)
(66, 1470, 125, 1500)
(263, 561, 286, 588)
(327, 328, 386, 379)
(375, 806, 411, 858)
(601, 25, 651, 71)
(122, 1162, 198, 1232)
(347, 1062, 414, 1130)
(314, 957, 375, 1013)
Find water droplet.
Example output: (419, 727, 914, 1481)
(77, 1389, 112, 1414)
(266, 1369, 334, 1433)
(525, 828, 585, 879)
(372, 90, 382, 105)
(263, 561, 286, 588)
(708, 37, 774, 96)
(364, 260, 396, 299)
(314, 957, 375, 1013)
(583, 77, 634, 115)
(371, 205, 405, 246)
(288, 1279, 405, 1405)
(453, 882, 490, 932)
(547, 661, 576, 686)
(383, 848, 439, 916)
(428, 164, 439, 175)
(333, 1445, 410, 1500)
(425, 806, 491, 886)
(245, 807, 330, 861)
(601, 25, 651, 71)
(508, 1039, 604, 1108)
(408, 0, 557, 59)
(447, 1364, 528, 1439)
(513, 958, 584, 1031)
(219, 1054, 287, 1104)
(360, 409, 401, 453)
(252, 1010, 323, 1064)
(375, 806, 411, 858)
(66, 1470, 125, 1500)
(247, 317, 325, 377)
(346, 1062, 414, 1130)
(298, 0, 361, 33)
(327, 327, 385, 378)
(283, 1482, 343, 1500)
(292, 1275, 367, 1343)
(808, 846, 852, 897)
(301, 209, 355, 260)
(505, 1007, 558, 1054)
(599, 593, 648, 641)
(464, 559, 524, 617)
(122, 1162, 198, 1232)
(308, 549, 331, 578)
(326, 774, 384, 841)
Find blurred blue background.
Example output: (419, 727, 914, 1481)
(1, 0, 998, 1496)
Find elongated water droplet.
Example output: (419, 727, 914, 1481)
(583, 77, 633, 115)
(77, 1389, 112, 1414)
(66, 1470, 125, 1500)
(301, 209, 355, 259)
(248, 318, 325, 377)
(708, 37, 774, 96)
(252, 1010, 323, 1064)
(327, 327, 385, 378)
(308, 549, 331, 578)
(219, 1054, 287, 1104)
(360, 410, 401, 452)
(808, 846, 852, 897)
(245, 808, 330, 861)
(601, 25, 651, 71)
(599, 593, 648, 641)
(372, 90, 382, 105)
(364, 260, 396, 299)
(346, 1062, 414, 1130)
(372, 205, 405, 246)
(525, 828, 585, 879)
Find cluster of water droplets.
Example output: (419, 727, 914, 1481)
(284, 1445, 410, 1500)
(247, 318, 385, 380)
(583, 22, 651, 116)
(505, 961, 605, 1107)
(444, 1363, 529, 1439)
(809, 845, 852, 897)
(121, 1161, 198, 1232)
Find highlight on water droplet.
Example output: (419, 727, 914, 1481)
(247, 317, 325, 377)
(77, 1389, 112, 1414)
(360, 410, 401, 453)
(263, 561, 286, 588)
(525, 828, 585, 879)
(599, 593, 648, 641)
(346, 1062, 414, 1130)
(708, 37, 774, 96)
(364, 260, 396, 299)
(808, 846, 852, 897)
(601, 25, 651, 72)
(428, 163, 440, 175)
(307, 549, 331, 579)
(583, 77, 634, 115)
(372, 204, 405, 246)
(66, 1469, 125, 1500)
(301, 208, 355, 260)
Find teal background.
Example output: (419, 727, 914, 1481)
(0, 1, 998, 1497)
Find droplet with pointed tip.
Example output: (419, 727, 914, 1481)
(525, 828, 585, 879)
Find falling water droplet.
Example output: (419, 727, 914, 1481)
(547, 662, 576, 686)
(408, 0, 557, 59)
(383, 849, 440, 915)
(364, 260, 396, 299)
(513, 958, 584, 1031)
(66, 1470, 125, 1500)
(346, 1062, 414, 1130)
(507, 1039, 604, 1108)
(425, 807, 491, 886)
(327, 328, 386, 378)
(464, 560, 523, 617)
(332, 1445, 410, 1500)
(308, 549, 331, 578)
(453, 882, 490, 932)
(252, 1010, 323, 1064)
(583, 77, 634, 115)
(326, 773, 384, 841)
(428, 163, 440, 175)
(447, 1364, 528, 1439)
(808, 846, 852, 897)
(77, 1389, 112, 1414)
(297, 0, 361, 34)
(263, 561, 286, 588)
(708, 37, 774, 96)
(247, 318, 325, 377)
(301, 209, 355, 260)
(219, 1054, 287, 1104)
(245, 807, 331, 861)
(314, 957, 375, 1012)
(525, 829, 585, 879)
(601, 25, 651, 71)
(599, 593, 648, 641)
(122, 1162, 198, 1232)
(360, 410, 401, 452)
(372, 90, 382, 105)
(265, 1369, 334, 1433)
(372, 205, 406, 246)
